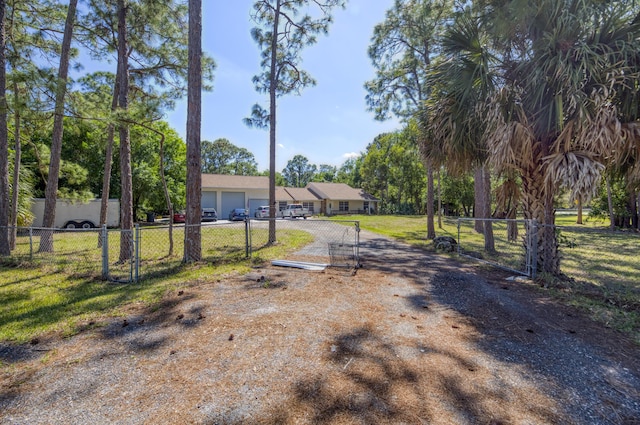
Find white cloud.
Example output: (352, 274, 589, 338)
(343, 152, 361, 160)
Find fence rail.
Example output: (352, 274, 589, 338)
(1, 219, 360, 282)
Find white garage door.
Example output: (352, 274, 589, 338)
(221, 192, 245, 218)
(248, 199, 269, 216)
(202, 191, 217, 209)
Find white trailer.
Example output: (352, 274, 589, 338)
(31, 198, 120, 229)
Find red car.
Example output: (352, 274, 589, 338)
(172, 211, 186, 223)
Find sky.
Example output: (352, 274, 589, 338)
(166, 0, 401, 172)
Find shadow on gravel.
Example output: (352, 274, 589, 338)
(359, 236, 640, 423)
(203, 325, 431, 424)
(426, 269, 640, 424)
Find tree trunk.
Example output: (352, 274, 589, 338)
(473, 167, 483, 233)
(576, 195, 583, 225)
(521, 147, 560, 274)
(9, 83, 20, 250)
(0, 0, 9, 256)
(38, 0, 77, 253)
(482, 165, 495, 253)
(437, 168, 442, 229)
(267, 0, 281, 245)
(99, 76, 121, 243)
(184, 0, 202, 262)
(637, 192, 640, 230)
(117, 0, 134, 262)
(426, 160, 435, 239)
(606, 177, 615, 231)
(158, 131, 173, 256)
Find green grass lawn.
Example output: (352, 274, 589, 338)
(0, 227, 312, 344)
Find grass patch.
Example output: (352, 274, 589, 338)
(0, 227, 312, 344)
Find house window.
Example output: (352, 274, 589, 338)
(303, 202, 314, 213)
(339, 201, 349, 212)
(363, 201, 369, 212)
(278, 201, 288, 211)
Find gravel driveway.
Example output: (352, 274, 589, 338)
(1, 228, 639, 424)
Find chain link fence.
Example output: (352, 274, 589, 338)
(1, 219, 360, 283)
(454, 218, 639, 287)
(455, 218, 536, 277)
(550, 225, 639, 289)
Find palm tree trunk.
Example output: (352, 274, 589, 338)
(39, 0, 78, 253)
(521, 143, 560, 275)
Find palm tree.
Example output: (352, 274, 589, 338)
(422, 10, 497, 252)
(483, 0, 640, 274)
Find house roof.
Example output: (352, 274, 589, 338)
(307, 182, 379, 202)
(284, 187, 320, 202)
(275, 187, 293, 201)
(202, 174, 268, 190)
(201, 174, 378, 203)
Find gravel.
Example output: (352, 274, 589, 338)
(1, 230, 639, 424)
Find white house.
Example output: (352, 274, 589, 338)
(307, 182, 379, 215)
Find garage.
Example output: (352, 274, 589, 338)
(248, 199, 269, 216)
(221, 192, 245, 219)
(202, 191, 217, 209)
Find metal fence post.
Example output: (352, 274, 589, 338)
(101, 225, 108, 280)
(245, 218, 250, 258)
(355, 221, 360, 265)
(135, 224, 140, 282)
(29, 227, 33, 260)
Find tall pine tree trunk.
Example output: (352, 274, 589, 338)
(184, 0, 202, 262)
(0, 0, 9, 256)
(267, 0, 281, 245)
(99, 78, 120, 238)
(9, 83, 20, 249)
(39, 0, 77, 252)
(117, 0, 134, 262)
(158, 131, 174, 256)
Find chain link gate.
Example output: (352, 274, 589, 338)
(102, 225, 139, 283)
